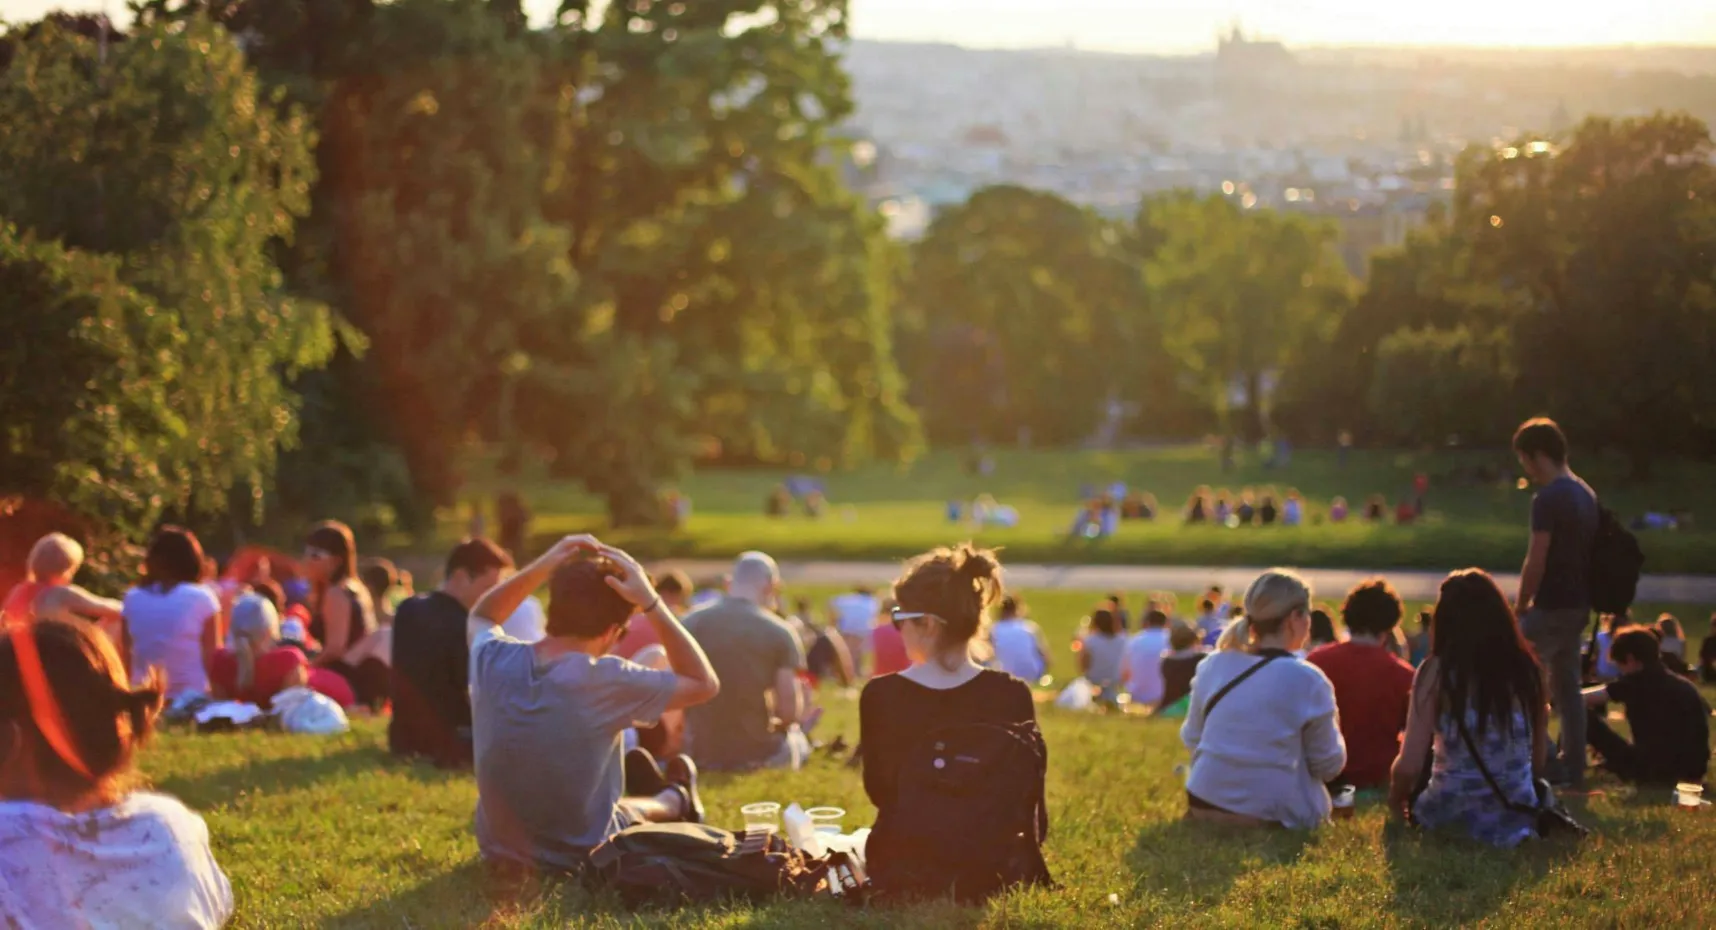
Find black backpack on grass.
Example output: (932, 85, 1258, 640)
(1589, 504, 1644, 616)
(588, 822, 832, 907)
(867, 721, 1053, 903)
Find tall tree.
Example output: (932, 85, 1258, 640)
(900, 185, 1145, 445)
(1139, 193, 1353, 440)
(0, 16, 336, 536)
(1451, 114, 1716, 470)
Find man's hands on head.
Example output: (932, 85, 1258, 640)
(598, 545, 660, 610)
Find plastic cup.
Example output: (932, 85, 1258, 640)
(1331, 786, 1356, 820)
(805, 806, 845, 836)
(1675, 783, 1705, 810)
(741, 802, 782, 833)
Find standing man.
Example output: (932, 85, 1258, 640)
(1513, 417, 1599, 790)
(685, 552, 808, 771)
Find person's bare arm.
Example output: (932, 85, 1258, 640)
(38, 584, 123, 623)
(313, 589, 352, 666)
(1389, 660, 1440, 819)
(826, 630, 857, 687)
(773, 666, 802, 727)
(467, 535, 600, 647)
(597, 544, 719, 711)
(200, 612, 221, 682)
(1516, 531, 1551, 613)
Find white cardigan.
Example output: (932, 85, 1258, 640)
(1180, 650, 1347, 829)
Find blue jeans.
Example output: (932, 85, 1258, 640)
(1522, 607, 1591, 788)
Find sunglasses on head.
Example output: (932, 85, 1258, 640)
(890, 606, 942, 632)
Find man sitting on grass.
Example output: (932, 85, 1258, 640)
(466, 535, 721, 875)
(1308, 579, 1414, 789)
(1582, 626, 1711, 787)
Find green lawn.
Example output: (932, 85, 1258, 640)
(449, 446, 1716, 574)
(141, 588, 1716, 927)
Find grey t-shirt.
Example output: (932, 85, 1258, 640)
(683, 597, 806, 770)
(1081, 632, 1128, 690)
(1531, 474, 1598, 610)
(469, 627, 678, 869)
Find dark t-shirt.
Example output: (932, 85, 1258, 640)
(389, 591, 473, 767)
(1606, 665, 1712, 784)
(1159, 651, 1206, 710)
(1530, 475, 1598, 610)
(859, 670, 1037, 811)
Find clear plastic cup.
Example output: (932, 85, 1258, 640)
(741, 802, 782, 833)
(805, 806, 845, 835)
(1675, 783, 1705, 810)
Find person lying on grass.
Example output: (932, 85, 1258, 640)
(0, 619, 232, 928)
(465, 535, 720, 876)
(1181, 569, 1347, 829)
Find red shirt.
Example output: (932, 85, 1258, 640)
(612, 614, 661, 659)
(1307, 640, 1415, 787)
(210, 647, 355, 709)
(870, 623, 911, 677)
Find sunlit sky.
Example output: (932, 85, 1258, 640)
(5, 0, 1715, 52)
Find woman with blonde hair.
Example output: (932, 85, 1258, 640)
(209, 595, 354, 709)
(0, 619, 233, 926)
(1, 533, 123, 638)
(1184, 569, 1347, 828)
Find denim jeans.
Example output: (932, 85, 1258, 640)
(1522, 607, 1592, 788)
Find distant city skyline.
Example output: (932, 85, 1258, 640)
(6, 0, 1716, 54)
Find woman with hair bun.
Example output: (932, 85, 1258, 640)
(1183, 569, 1347, 828)
(860, 543, 1051, 902)
(0, 619, 233, 926)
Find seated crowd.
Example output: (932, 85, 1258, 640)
(2, 518, 1712, 924)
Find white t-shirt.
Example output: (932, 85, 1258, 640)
(124, 583, 221, 697)
(1123, 627, 1171, 704)
(990, 618, 1046, 682)
(1180, 651, 1347, 829)
(0, 792, 233, 929)
(501, 595, 547, 643)
(830, 592, 880, 638)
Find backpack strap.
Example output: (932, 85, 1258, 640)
(1452, 714, 1538, 816)
(1203, 653, 1285, 718)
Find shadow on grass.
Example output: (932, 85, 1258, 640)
(1125, 817, 1311, 906)
(155, 743, 469, 810)
(1380, 818, 1581, 924)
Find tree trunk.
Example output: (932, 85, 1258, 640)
(1243, 368, 1268, 443)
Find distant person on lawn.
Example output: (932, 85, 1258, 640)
(684, 552, 808, 771)
(301, 521, 387, 708)
(831, 585, 880, 676)
(1156, 619, 1207, 712)
(861, 544, 1050, 901)
(614, 570, 692, 659)
(123, 527, 221, 699)
(1390, 570, 1547, 848)
(1308, 579, 1415, 789)
(467, 536, 717, 874)
(990, 595, 1049, 684)
(389, 538, 513, 768)
(211, 594, 354, 709)
(1582, 626, 1710, 787)
(1122, 608, 1171, 706)
(2, 533, 123, 638)
(1512, 417, 1598, 790)
(0, 619, 232, 927)
(1079, 608, 1127, 700)
(1182, 569, 1346, 829)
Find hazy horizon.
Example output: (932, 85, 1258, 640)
(6, 0, 1716, 55)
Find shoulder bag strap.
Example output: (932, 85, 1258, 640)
(1203, 653, 1284, 718)
(1453, 713, 1537, 815)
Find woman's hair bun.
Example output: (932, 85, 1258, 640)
(953, 544, 1001, 584)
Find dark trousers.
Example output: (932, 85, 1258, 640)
(1586, 708, 1685, 785)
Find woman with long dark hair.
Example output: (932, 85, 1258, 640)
(300, 521, 385, 706)
(1389, 569, 1548, 847)
(122, 528, 221, 698)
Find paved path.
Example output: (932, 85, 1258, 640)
(663, 560, 1716, 605)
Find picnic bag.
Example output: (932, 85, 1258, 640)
(587, 822, 832, 907)
(1588, 505, 1644, 616)
(866, 720, 1052, 903)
